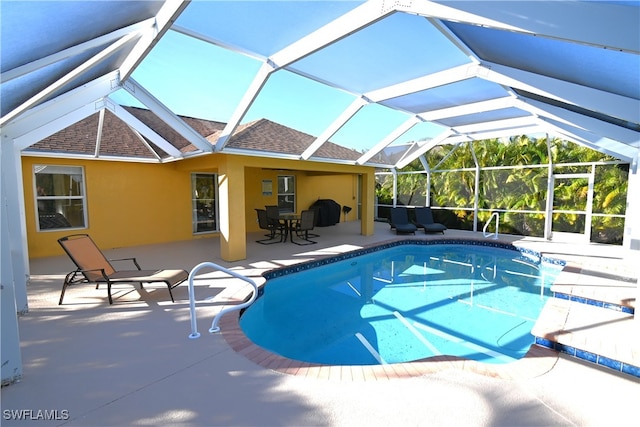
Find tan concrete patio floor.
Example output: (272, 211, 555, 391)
(2, 221, 639, 426)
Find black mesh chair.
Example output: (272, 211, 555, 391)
(291, 210, 317, 245)
(255, 209, 284, 244)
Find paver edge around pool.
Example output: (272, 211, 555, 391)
(221, 238, 563, 381)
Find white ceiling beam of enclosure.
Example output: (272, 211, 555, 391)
(529, 107, 639, 162)
(400, 1, 527, 33)
(269, 0, 394, 68)
(119, 0, 192, 81)
(300, 97, 369, 160)
(443, 125, 545, 146)
(482, 61, 640, 126)
(94, 109, 105, 157)
(2, 71, 121, 147)
(223, 146, 366, 167)
(518, 98, 640, 149)
(214, 62, 275, 151)
(215, 0, 392, 152)
(0, 31, 142, 127)
(405, 0, 639, 53)
(121, 78, 213, 152)
(426, 15, 481, 62)
(541, 120, 635, 163)
(111, 102, 182, 159)
(167, 25, 271, 153)
(472, 125, 545, 141)
(453, 116, 538, 135)
(0, 19, 154, 84)
(12, 102, 101, 152)
(418, 96, 516, 121)
(357, 116, 421, 165)
(394, 128, 455, 169)
(125, 124, 164, 162)
(171, 25, 267, 62)
(364, 63, 477, 103)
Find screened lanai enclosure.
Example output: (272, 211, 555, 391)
(1, 1, 639, 385)
(376, 136, 629, 245)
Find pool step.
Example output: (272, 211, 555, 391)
(550, 260, 636, 313)
(533, 297, 640, 378)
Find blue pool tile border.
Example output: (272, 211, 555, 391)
(552, 292, 634, 314)
(535, 337, 640, 378)
(262, 238, 565, 281)
(543, 290, 636, 378)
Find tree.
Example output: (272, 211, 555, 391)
(387, 135, 628, 243)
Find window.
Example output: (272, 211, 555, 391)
(34, 165, 86, 230)
(277, 175, 295, 213)
(191, 173, 217, 233)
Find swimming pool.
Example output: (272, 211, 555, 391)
(240, 239, 564, 366)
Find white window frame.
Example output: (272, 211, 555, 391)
(33, 165, 87, 232)
(277, 175, 296, 213)
(191, 172, 218, 234)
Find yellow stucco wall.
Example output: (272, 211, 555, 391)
(244, 169, 360, 232)
(23, 153, 374, 259)
(22, 156, 197, 258)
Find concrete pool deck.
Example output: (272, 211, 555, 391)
(2, 221, 639, 426)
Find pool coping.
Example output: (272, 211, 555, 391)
(220, 237, 562, 381)
(220, 305, 560, 381)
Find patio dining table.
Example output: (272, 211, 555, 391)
(278, 213, 300, 243)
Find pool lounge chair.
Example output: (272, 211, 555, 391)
(414, 207, 447, 234)
(389, 207, 417, 234)
(57, 234, 188, 305)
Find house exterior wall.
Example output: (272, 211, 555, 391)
(22, 156, 195, 258)
(22, 153, 374, 259)
(244, 168, 359, 232)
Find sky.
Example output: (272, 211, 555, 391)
(110, 1, 451, 153)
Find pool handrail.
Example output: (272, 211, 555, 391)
(483, 212, 499, 240)
(187, 261, 258, 339)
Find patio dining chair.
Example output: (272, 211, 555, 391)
(255, 208, 284, 244)
(265, 205, 286, 227)
(291, 209, 317, 245)
(57, 234, 188, 305)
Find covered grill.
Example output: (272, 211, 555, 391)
(309, 199, 341, 227)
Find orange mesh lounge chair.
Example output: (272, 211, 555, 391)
(57, 234, 188, 305)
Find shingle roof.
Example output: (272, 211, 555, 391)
(25, 107, 362, 162)
(225, 119, 361, 161)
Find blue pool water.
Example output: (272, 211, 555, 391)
(240, 241, 563, 366)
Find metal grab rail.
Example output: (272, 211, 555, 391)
(188, 262, 258, 339)
(482, 212, 499, 240)
(480, 257, 498, 281)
